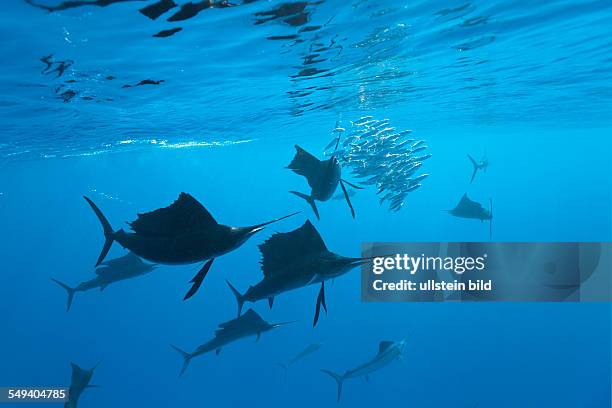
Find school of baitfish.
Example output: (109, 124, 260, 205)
(326, 116, 432, 212)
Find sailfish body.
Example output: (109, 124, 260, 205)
(449, 193, 491, 221)
(227, 220, 368, 326)
(65, 362, 98, 408)
(448, 193, 493, 238)
(83, 193, 297, 300)
(171, 309, 291, 376)
(321, 340, 407, 401)
(287, 145, 361, 219)
(52, 252, 157, 311)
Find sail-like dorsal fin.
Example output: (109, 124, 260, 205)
(457, 193, 471, 208)
(215, 309, 266, 336)
(94, 267, 107, 276)
(98, 252, 143, 271)
(129, 193, 217, 236)
(453, 193, 482, 214)
(287, 145, 321, 180)
(259, 220, 328, 278)
(378, 341, 394, 354)
(96, 253, 146, 276)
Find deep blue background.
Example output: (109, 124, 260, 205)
(0, 0, 611, 407)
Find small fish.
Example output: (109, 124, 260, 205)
(277, 343, 323, 373)
(352, 116, 374, 125)
(411, 174, 429, 183)
(412, 153, 432, 161)
(411, 145, 428, 153)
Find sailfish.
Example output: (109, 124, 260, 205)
(467, 154, 488, 183)
(448, 193, 493, 239)
(287, 143, 362, 220)
(65, 362, 100, 408)
(171, 309, 293, 376)
(83, 193, 298, 301)
(226, 220, 372, 327)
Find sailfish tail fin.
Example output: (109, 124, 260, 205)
(51, 278, 76, 312)
(83, 196, 115, 267)
(467, 154, 478, 183)
(226, 280, 245, 317)
(289, 191, 320, 220)
(171, 345, 192, 377)
(321, 369, 344, 402)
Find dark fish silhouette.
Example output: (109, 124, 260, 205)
(40, 55, 74, 78)
(65, 362, 99, 408)
(25, 0, 144, 12)
(226, 220, 371, 327)
(58, 89, 77, 102)
(167, 0, 235, 22)
(321, 339, 407, 401)
(448, 193, 493, 238)
(83, 193, 298, 300)
(254, 1, 322, 27)
(277, 342, 322, 374)
(139, 0, 177, 20)
(52, 252, 157, 311)
(122, 79, 164, 88)
(171, 309, 293, 376)
(467, 154, 488, 183)
(287, 145, 362, 219)
(153, 27, 182, 37)
(40, 54, 54, 72)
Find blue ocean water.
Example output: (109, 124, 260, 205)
(0, 0, 611, 407)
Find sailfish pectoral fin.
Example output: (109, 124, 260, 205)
(341, 179, 364, 189)
(183, 258, 215, 300)
(340, 180, 356, 218)
(321, 282, 327, 314)
(313, 282, 326, 327)
(268, 297, 274, 309)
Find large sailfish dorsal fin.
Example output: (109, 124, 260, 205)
(453, 193, 483, 215)
(215, 309, 265, 336)
(378, 341, 394, 354)
(129, 193, 217, 236)
(287, 145, 323, 185)
(98, 252, 143, 273)
(259, 220, 328, 278)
